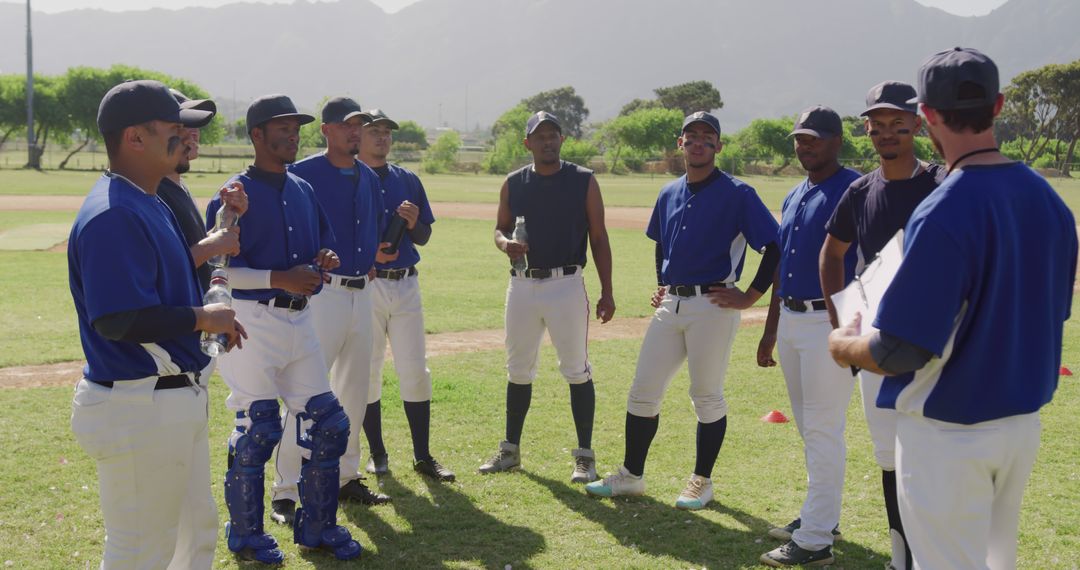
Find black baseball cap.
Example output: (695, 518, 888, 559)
(861, 81, 918, 116)
(525, 111, 561, 136)
(682, 111, 721, 136)
(97, 79, 214, 135)
(910, 47, 999, 110)
(169, 88, 217, 128)
(321, 97, 366, 124)
(790, 106, 843, 138)
(362, 108, 400, 130)
(246, 94, 315, 133)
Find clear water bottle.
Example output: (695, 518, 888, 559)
(200, 268, 232, 357)
(511, 215, 528, 272)
(207, 206, 240, 268)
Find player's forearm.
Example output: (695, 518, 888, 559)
(590, 232, 615, 295)
(189, 243, 215, 267)
(762, 271, 781, 337)
(493, 228, 512, 252)
(829, 331, 887, 374)
(409, 221, 432, 246)
(93, 306, 197, 343)
(819, 251, 847, 328)
(749, 242, 779, 295)
(228, 267, 272, 290)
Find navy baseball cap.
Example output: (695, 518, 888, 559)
(910, 47, 999, 110)
(525, 111, 561, 136)
(790, 106, 843, 138)
(861, 81, 918, 116)
(362, 108, 400, 130)
(246, 94, 315, 133)
(321, 97, 366, 124)
(169, 88, 217, 128)
(97, 79, 214, 135)
(682, 111, 721, 136)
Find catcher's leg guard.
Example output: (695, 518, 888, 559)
(293, 392, 363, 560)
(224, 399, 285, 565)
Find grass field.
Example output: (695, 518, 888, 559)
(0, 308, 1077, 568)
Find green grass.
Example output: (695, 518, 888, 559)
(0, 217, 766, 368)
(1, 306, 1078, 568)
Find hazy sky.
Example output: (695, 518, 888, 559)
(5, 0, 1012, 16)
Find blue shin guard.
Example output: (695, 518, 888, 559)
(293, 392, 363, 561)
(224, 399, 285, 564)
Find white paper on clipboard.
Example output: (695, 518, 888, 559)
(830, 230, 904, 331)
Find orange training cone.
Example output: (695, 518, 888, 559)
(1061, 366, 1073, 376)
(761, 409, 789, 423)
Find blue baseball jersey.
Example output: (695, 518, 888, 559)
(68, 173, 210, 381)
(874, 163, 1077, 424)
(647, 170, 778, 285)
(777, 167, 861, 299)
(373, 163, 435, 270)
(206, 168, 335, 302)
(289, 154, 385, 277)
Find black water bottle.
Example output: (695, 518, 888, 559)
(381, 213, 407, 255)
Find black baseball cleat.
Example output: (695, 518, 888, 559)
(414, 456, 456, 482)
(768, 517, 842, 542)
(338, 478, 392, 505)
(270, 498, 295, 526)
(760, 540, 834, 567)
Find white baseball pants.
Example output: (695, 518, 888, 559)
(71, 375, 217, 570)
(271, 283, 374, 501)
(626, 292, 739, 424)
(858, 370, 898, 470)
(777, 307, 856, 551)
(897, 411, 1040, 570)
(504, 273, 592, 385)
(369, 274, 432, 403)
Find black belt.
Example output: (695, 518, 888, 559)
(510, 265, 578, 279)
(91, 373, 198, 390)
(258, 294, 308, 311)
(783, 297, 827, 312)
(376, 266, 417, 281)
(668, 283, 733, 297)
(334, 276, 367, 290)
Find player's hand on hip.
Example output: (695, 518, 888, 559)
(757, 333, 777, 367)
(596, 294, 616, 323)
(504, 240, 528, 261)
(278, 264, 324, 295)
(202, 226, 241, 257)
(706, 287, 756, 310)
(650, 286, 667, 308)
(220, 181, 249, 217)
(397, 201, 419, 229)
(314, 248, 340, 272)
(375, 243, 399, 264)
(828, 313, 862, 367)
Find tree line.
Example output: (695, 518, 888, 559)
(1, 61, 1078, 176)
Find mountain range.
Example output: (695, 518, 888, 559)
(1, 0, 1078, 131)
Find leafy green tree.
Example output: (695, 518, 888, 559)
(395, 120, 429, 149)
(560, 137, 599, 166)
(421, 130, 461, 174)
(736, 117, 794, 171)
(654, 80, 723, 115)
(521, 86, 589, 138)
(484, 103, 532, 174)
(618, 98, 663, 117)
(599, 107, 683, 172)
(1000, 59, 1080, 173)
(0, 74, 27, 149)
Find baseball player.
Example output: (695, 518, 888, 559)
(586, 111, 780, 510)
(356, 109, 456, 482)
(479, 111, 615, 482)
(829, 48, 1077, 569)
(207, 94, 362, 563)
(271, 97, 395, 526)
(756, 106, 861, 567)
(68, 79, 243, 569)
(157, 90, 247, 293)
(819, 81, 946, 570)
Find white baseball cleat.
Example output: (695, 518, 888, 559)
(570, 448, 598, 483)
(675, 474, 713, 510)
(584, 465, 645, 497)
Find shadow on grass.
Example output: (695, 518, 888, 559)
(340, 474, 545, 569)
(523, 471, 884, 568)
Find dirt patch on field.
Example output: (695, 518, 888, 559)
(0, 308, 769, 389)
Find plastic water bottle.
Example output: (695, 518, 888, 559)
(200, 268, 232, 357)
(511, 216, 528, 272)
(207, 206, 240, 268)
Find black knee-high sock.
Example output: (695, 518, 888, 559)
(883, 469, 912, 569)
(403, 400, 431, 461)
(505, 383, 532, 445)
(568, 380, 595, 449)
(624, 412, 659, 477)
(363, 400, 386, 457)
(694, 415, 728, 478)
